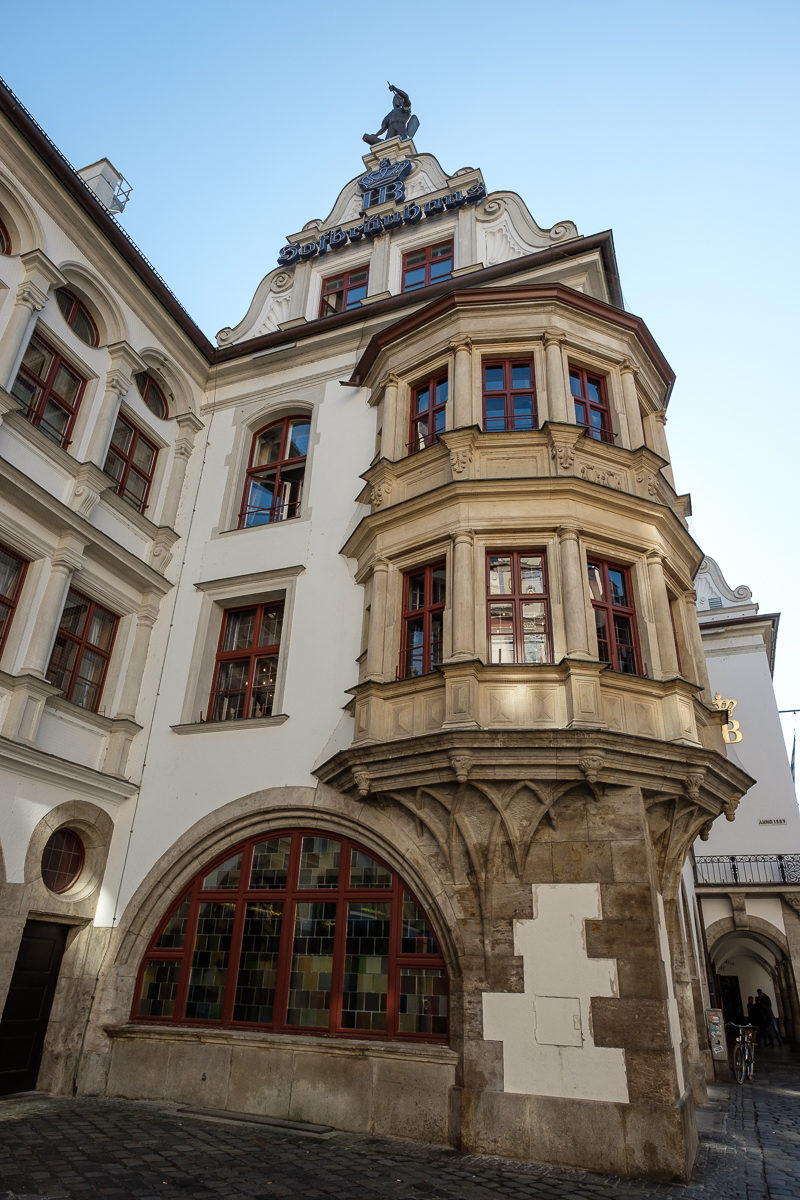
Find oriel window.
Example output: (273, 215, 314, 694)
(570, 366, 613, 443)
(482, 359, 537, 432)
(400, 562, 445, 678)
(409, 373, 447, 452)
(486, 551, 551, 664)
(587, 559, 640, 674)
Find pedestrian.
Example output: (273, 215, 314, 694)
(756, 988, 783, 1047)
(750, 992, 771, 1045)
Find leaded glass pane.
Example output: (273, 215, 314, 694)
(202, 853, 242, 890)
(137, 961, 181, 1018)
(222, 609, 256, 652)
(185, 902, 235, 1020)
(298, 837, 339, 889)
(401, 895, 439, 954)
(156, 896, 191, 948)
(259, 606, 283, 647)
(349, 849, 392, 889)
(399, 968, 447, 1035)
(250, 837, 291, 889)
(341, 902, 389, 1031)
(233, 902, 283, 1023)
(286, 901, 335, 1027)
(251, 655, 277, 717)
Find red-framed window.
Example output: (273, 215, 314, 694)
(400, 561, 445, 678)
(239, 414, 310, 528)
(570, 366, 613, 444)
(10, 332, 87, 448)
(319, 267, 368, 317)
(135, 371, 169, 419)
(41, 828, 85, 894)
(409, 372, 448, 452)
(208, 602, 284, 722)
(486, 551, 551, 664)
(103, 412, 158, 513)
(55, 287, 99, 347)
(402, 240, 453, 292)
(132, 829, 449, 1042)
(482, 358, 537, 432)
(46, 589, 118, 711)
(587, 559, 640, 675)
(0, 543, 28, 656)
(0, 217, 11, 255)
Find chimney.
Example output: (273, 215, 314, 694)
(77, 159, 132, 214)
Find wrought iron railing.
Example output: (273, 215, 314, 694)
(694, 854, 800, 885)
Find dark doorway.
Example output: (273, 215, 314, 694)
(717, 973, 743, 1025)
(0, 920, 69, 1094)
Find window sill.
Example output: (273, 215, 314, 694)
(171, 713, 289, 734)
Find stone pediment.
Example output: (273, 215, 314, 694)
(695, 556, 756, 615)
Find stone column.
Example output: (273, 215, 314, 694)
(365, 559, 389, 680)
(115, 594, 161, 720)
(0, 249, 66, 388)
(646, 552, 680, 678)
(159, 411, 204, 529)
(682, 590, 712, 699)
(450, 530, 475, 660)
(558, 525, 591, 658)
(20, 535, 86, 677)
(646, 410, 676, 488)
(379, 374, 400, 460)
(620, 360, 644, 447)
(450, 338, 473, 429)
(544, 331, 569, 423)
(84, 342, 145, 467)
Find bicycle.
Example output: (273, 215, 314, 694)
(727, 1022, 756, 1083)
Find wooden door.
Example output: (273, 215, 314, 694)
(0, 920, 68, 1094)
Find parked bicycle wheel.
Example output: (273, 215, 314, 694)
(734, 1044, 746, 1084)
(746, 1048, 754, 1081)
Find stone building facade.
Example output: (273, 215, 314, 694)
(0, 78, 755, 1180)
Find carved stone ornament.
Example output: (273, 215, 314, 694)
(723, 797, 739, 822)
(699, 819, 714, 841)
(684, 772, 705, 802)
(352, 768, 371, 797)
(450, 446, 473, 476)
(551, 445, 575, 470)
(783, 895, 800, 916)
(579, 463, 621, 489)
(370, 480, 392, 510)
(635, 470, 659, 497)
(449, 753, 473, 784)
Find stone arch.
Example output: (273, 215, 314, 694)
(705, 915, 798, 1040)
(55, 260, 128, 345)
(0, 167, 44, 253)
(112, 783, 466, 998)
(135, 347, 196, 420)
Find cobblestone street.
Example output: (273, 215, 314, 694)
(1, 1051, 798, 1200)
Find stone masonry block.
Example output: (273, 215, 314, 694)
(624, 1047, 680, 1105)
(610, 840, 652, 883)
(585, 918, 658, 960)
(591, 996, 670, 1051)
(552, 840, 614, 883)
(598, 883, 656, 923)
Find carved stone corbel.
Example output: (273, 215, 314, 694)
(579, 754, 605, 801)
(449, 753, 473, 784)
(352, 768, 371, 797)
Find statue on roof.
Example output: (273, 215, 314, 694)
(363, 83, 419, 146)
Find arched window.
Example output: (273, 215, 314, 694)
(135, 371, 169, 419)
(55, 287, 99, 347)
(0, 217, 11, 255)
(133, 830, 448, 1042)
(239, 414, 310, 528)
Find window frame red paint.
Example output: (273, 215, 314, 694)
(569, 365, 613, 444)
(587, 558, 641, 675)
(0, 543, 28, 657)
(207, 601, 284, 723)
(485, 550, 552, 665)
(45, 588, 118, 711)
(399, 561, 446, 679)
(11, 331, 87, 448)
(401, 239, 454, 292)
(131, 829, 449, 1043)
(319, 266, 369, 317)
(481, 357, 538, 432)
(103, 411, 159, 513)
(238, 414, 310, 528)
(408, 371, 448, 453)
(55, 287, 99, 348)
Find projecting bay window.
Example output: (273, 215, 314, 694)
(400, 562, 445, 678)
(132, 830, 448, 1041)
(486, 551, 551, 664)
(409, 372, 447, 452)
(239, 415, 310, 528)
(46, 589, 118, 711)
(0, 544, 27, 656)
(10, 332, 86, 448)
(587, 559, 640, 675)
(482, 358, 537, 432)
(570, 366, 613, 443)
(319, 267, 368, 316)
(208, 602, 283, 722)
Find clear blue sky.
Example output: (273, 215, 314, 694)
(3, 0, 798, 751)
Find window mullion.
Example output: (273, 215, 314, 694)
(328, 839, 350, 1035)
(173, 890, 201, 1022)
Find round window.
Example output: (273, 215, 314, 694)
(135, 371, 169, 419)
(41, 828, 85, 894)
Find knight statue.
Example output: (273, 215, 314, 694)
(363, 83, 419, 146)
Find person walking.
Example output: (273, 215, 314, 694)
(757, 988, 783, 1047)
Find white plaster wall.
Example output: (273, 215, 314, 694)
(702, 648, 800, 855)
(656, 892, 685, 1095)
(745, 896, 785, 936)
(700, 896, 733, 929)
(482, 882, 628, 1103)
